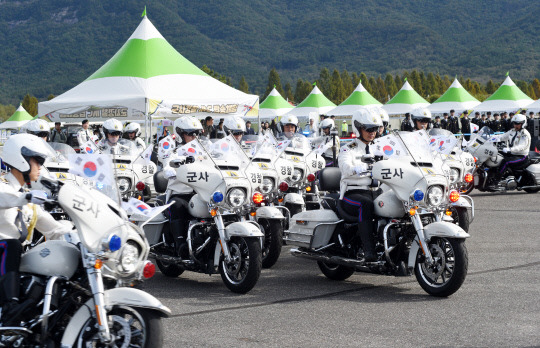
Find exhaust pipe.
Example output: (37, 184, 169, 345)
(291, 248, 377, 272)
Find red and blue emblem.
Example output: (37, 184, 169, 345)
(162, 142, 171, 150)
(136, 204, 149, 212)
(83, 161, 97, 177)
(220, 142, 229, 151)
(430, 138, 436, 146)
(85, 147, 94, 154)
(383, 145, 394, 156)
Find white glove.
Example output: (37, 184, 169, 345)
(502, 147, 510, 154)
(164, 168, 176, 179)
(26, 190, 48, 205)
(353, 166, 367, 175)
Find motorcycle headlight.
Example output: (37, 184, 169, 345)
(427, 186, 444, 206)
(262, 177, 274, 194)
(291, 168, 303, 182)
(117, 177, 131, 193)
(449, 168, 460, 184)
(227, 188, 246, 207)
(118, 242, 140, 274)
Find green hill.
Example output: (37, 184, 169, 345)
(0, 0, 538, 104)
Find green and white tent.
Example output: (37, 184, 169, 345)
(38, 15, 258, 122)
(326, 81, 382, 116)
(383, 81, 429, 115)
(259, 88, 293, 119)
(286, 85, 336, 120)
(474, 76, 533, 112)
(525, 99, 540, 112)
(0, 105, 34, 129)
(428, 78, 480, 113)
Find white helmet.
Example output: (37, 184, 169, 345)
(223, 116, 247, 135)
(124, 122, 141, 137)
(174, 115, 203, 140)
(25, 119, 50, 137)
(511, 114, 527, 127)
(411, 107, 432, 122)
(319, 118, 335, 131)
(103, 119, 123, 136)
(279, 114, 298, 133)
(377, 107, 390, 126)
(2, 134, 49, 173)
(352, 109, 383, 138)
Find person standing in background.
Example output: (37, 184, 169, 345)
(447, 110, 460, 134)
(341, 120, 349, 137)
(460, 110, 471, 141)
(202, 116, 215, 138)
(50, 122, 67, 143)
(245, 121, 255, 135)
(441, 113, 449, 130)
(77, 119, 93, 151)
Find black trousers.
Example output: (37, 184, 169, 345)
(498, 155, 528, 175)
(166, 194, 193, 254)
(341, 190, 375, 240)
(0, 239, 22, 304)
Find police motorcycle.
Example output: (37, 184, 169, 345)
(464, 126, 540, 193)
(284, 130, 469, 297)
(144, 137, 263, 294)
(0, 177, 170, 347)
(241, 133, 293, 268)
(428, 128, 475, 231)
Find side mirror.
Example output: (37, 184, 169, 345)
(361, 154, 375, 164)
(169, 159, 182, 168)
(185, 156, 195, 164)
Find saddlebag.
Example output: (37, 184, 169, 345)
(284, 209, 340, 249)
(525, 163, 540, 185)
(143, 213, 168, 245)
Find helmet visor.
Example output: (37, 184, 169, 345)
(109, 131, 122, 136)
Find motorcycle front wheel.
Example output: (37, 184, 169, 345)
(415, 237, 468, 297)
(259, 219, 283, 269)
(219, 237, 262, 294)
(460, 181, 474, 195)
(449, 206, 470, 232)
(76, 306, 163, 348)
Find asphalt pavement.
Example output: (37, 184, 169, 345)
(143, 190, 540, 347)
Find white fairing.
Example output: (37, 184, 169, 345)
(188, 194, 211, 218)
(372, 159, 425, 202)
(226, 222, 264, 238)
(20, 240, 80, 278)
(255, 206, 285, 220)
(373, 190, 406, 218)
(526, 164, 540, 185)
(485, 154, 504, 167)
(284, 192, 304, 205)
(60, 287, 171, 347)
(452, 196, 472, 208)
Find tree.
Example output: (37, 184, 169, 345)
(527, 85, 537, 100)
(375, 76, 387, 103)
(341, 70, 354, 97)
(201, 65, 232, 86)
(0, 104, 16, 122)
(238, 76, 249, 93)
(329, 69, 346, 105)
(486, 79, 497, 94)
(284, 83, 294, 102)
(47, 94, 55, 101)
(263, 68, 284, 100)
(532, 79, 540, 100)
(426, 72, 437, 97)
(352, 73, 360, 88)
(385, 73, 397, 98)
(394, 74, 403, 90)
(359, 72, 371, 94)
(294, 79, 311, 104)
(317, 68, 331, 96)
(22, 94, 38, 116)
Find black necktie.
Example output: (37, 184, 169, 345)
(365, 145, 370, 154)
(510, 132, 518, 147)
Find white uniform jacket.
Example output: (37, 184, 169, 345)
(338, 139, 372, 199)
(0, 173, 70, 241)
(77, 128, 93, 148)
(97, 140, 130, 156)
(129, 138, 145, 150)
(497, 128, 531, 156)
(157, 139, 193, 197)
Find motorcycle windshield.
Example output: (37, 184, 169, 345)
(44, 142, 76, 165)
(114, 139, 140, 157)
(241, 135, 260, 156)
(205, 135, 251, 171)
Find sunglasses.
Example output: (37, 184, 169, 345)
(35, 131, 50, 138)
(363, 127, 379, 133)
(109, 131, 122, 136)
(185, 131, 200, 137)
(32, 156, 46, 166)
(232, 131, 244, 136)
(417, 118, 431, 123)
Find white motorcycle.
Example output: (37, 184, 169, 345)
(284, 131, 470, 297)
(465, 126, 540, 193)
(0, 178, 170, 347)
(144, 137, 264, 293)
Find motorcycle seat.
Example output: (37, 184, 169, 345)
(318, 167, 341, 192)
(337, 199, 360, 223)
(321, 193, 340, 212)
(154, 171, 168, 193)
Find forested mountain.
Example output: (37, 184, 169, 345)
(0, 0, 538, 105)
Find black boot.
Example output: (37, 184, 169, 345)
(359, 229, 377, 262)
(0, 271, 21, 326)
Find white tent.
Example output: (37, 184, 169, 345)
(326, 81, 382, 116)
(38, 15, 259, 123)
(428, 79, 480, 113)
(285, 86, 336, 121)
(526, 99, 540, 112)
(258, 87, 294, 119)
(0, 105, 34, 129)
(383, 81, 429, 115)
(474, 76, 533, 112)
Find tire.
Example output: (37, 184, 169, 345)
(449, 206, 470, 232)
(317, 261, 355, 281)
(220, 237, 262, 294)
(259, 219, 283, 269)
(414, 237, 468, 297)
(77, 306, 163, 348)
(524, 188, 540, 193)
(460, 181, 474, 195)
(155, 259, 184, 277)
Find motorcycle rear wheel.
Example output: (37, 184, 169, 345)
(219, 237, 262, 294)
(317, 261, 355, 281)
(155, 259, 184, 277)
(460, 181, 474, 195)
(259, 219, 283, 269)
(76, 306, 163, 348)
(415, 237, 468, 297)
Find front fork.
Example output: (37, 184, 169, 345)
(86, 266, 112, 343)
(214, 213, 232, 262)
(410, 214, 434, 265)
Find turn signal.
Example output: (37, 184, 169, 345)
(464, 174, 473, 183)
(306, 186, 312, 192)
(143, 261, 156, 279)
(250, 211, 256, 217)
(445, 209, 453, 216)
(409, 207, 417, 216)
(279, 182, 289, 192)
(307, 173, 316, 182)
(253, 192, 263, 204)
(94, 259, 103, 269)
(449, 190, 460, 203)
(136, 181, 145, 191)
(210, 209, 217, 217)
(277, 197, 284, 203)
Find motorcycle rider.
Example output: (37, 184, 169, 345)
(338, 109, 383, 262)
(223, 116, 246, 143)
(158, 115, 203, 257)
(317, 118, 340, 165)
(124, 122, 145, 149)
(98, 118, 129, 155)
(24, 119, 50, 141)
(490, 114, 531, 186)
(377, 108, 390, 137)
(411, 107, 432, 131)
(0, 134, 70, 325)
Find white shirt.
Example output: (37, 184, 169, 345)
(0, 173, 69, 241)
(338, 139, 372, 198)
(97, 139, 130, 156)
(157, 139, 193, 196)
(77, 128, 92, 147)
(497, 128, 531, 156)
(129, 137, 146, 149)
